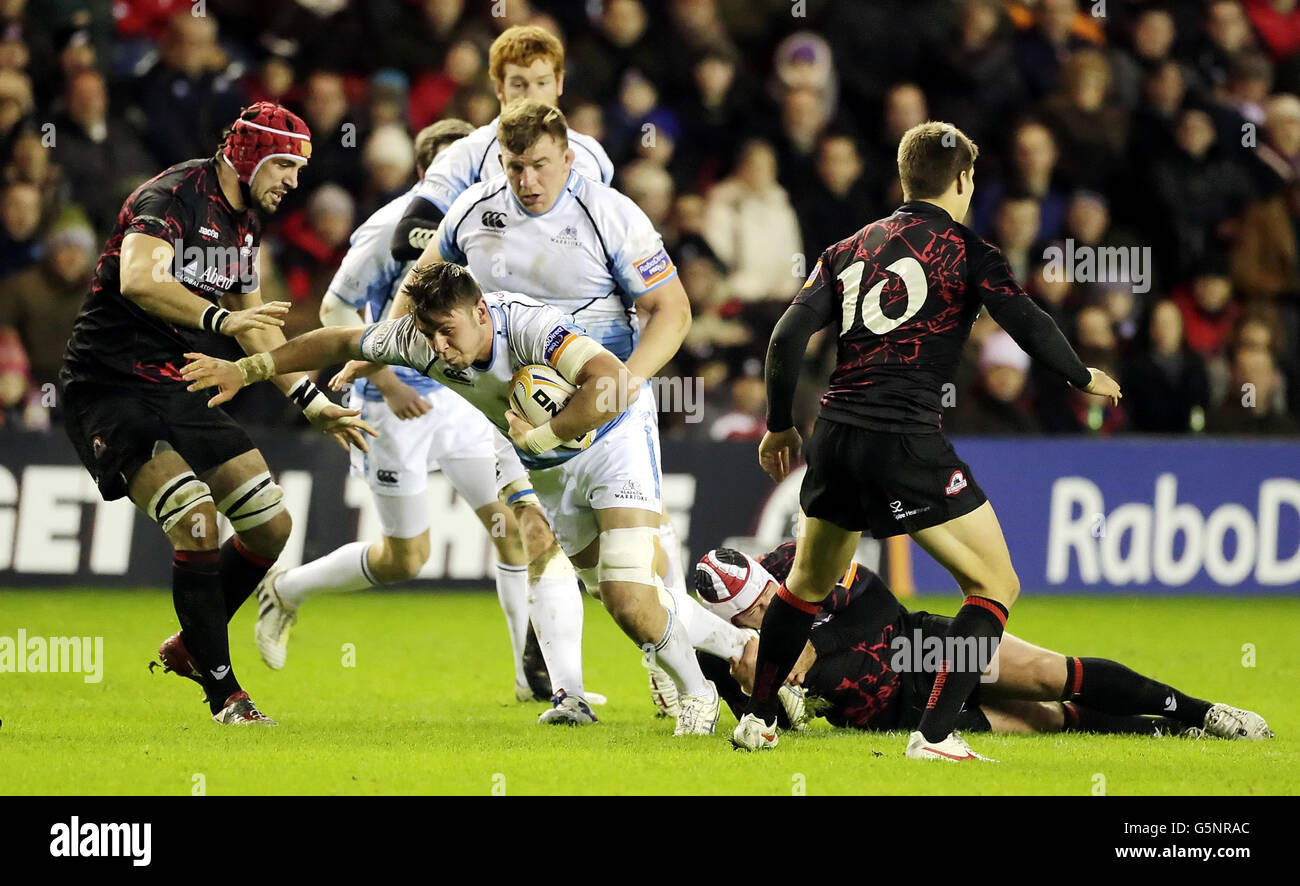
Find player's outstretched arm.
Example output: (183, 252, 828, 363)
(182, 326, 368, 405)
(120, 233, 289, 335)
(759, 297, 833, 482)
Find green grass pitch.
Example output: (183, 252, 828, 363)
(1, 589, 1296, 795)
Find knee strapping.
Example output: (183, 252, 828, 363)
(146, 472, 213, 533)
(216, 471, 285, 532)
(598, 526, 657, 587)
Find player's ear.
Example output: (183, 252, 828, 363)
(565, 146, 575, 167)
(555, 71, 565, 98)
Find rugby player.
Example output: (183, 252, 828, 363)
(392, 98, 755, 718)
(697, 542, 1273, 743)
(733, 121, 1123, 758)
(252, 119, 599, 709)
(389, 24, 613, 261)
(60, 103, 374, 726)
(182, 263, 723, 734)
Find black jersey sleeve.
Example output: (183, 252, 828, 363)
(809, 571, 901, 659)
(972, 244, 1093, 389)
(766, 261, 838, 431)
(122, 186, 186, 245)
(390, 195, 445, 262)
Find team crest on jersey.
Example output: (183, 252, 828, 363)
(481, 210, 507, 231)
(634, 248, 674, 286)
(551, 225, 581, 247)
(945, 470, 968, 496)
(442, 366, 473, 385)
(802, 258, 823, 289)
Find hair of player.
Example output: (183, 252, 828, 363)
(405, 262, 482, 319)
(489, 24, 565, 87)
(415, 119, 475, 171)
(498, 99, 569, 155)
(896, 121, 980, 200)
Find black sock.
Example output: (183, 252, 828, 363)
(917, 596, 1008, 743)
(745, 585, 819, 722)
(1063, 656, 1211, 726)
(1061, 702, 1183, 736)
(219, 535, 277, 621)
(173, 549, 240, 713)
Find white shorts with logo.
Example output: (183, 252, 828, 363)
(527, 391, 662, 557)
(350, 387, 500, 537)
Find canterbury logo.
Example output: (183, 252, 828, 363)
(481, 211, 507, 229)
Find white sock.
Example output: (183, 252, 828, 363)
(529, 574, 585, 697)
(276, 541, 376, 610)
(650, 604, 708, 697)
(495, 562, 530, 686)
(658, 522, 688, 599)
(658, 556, 751, 661)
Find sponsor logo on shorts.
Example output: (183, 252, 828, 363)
(376, 469, 399, 485)
(945, 470, 968, 496)
(890, 499, 932, 521)
(614, 479, 649, 503)
(634, 248, 674, 287)
(481, 210, 507, 230)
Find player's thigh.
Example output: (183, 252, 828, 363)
(201, 448, 292, 555)
(909, 500, 1020, 605)
(981, 632, 1068, 702)
(371, 526, 431, 581)
(787, 514, 860, 603)
(981, 700, 1065, 734)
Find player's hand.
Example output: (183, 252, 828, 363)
(181, 352, 244, 407)
(379, 379, 432, 420)
(505, 408, 536, 449)
(1083, 367, 1122, 407)
(221, 301, 289, 336)
(328, 360, 383, 391)
(731, 633, 758, 695)
(758, 427, 802, 483)
(307, 402, 378, 453)
(789, 642, 817, 688)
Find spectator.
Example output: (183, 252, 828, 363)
(571, 0, 671, 104)
(1109, 7, 1177, 110)
(131, 12, 247, 167)
(1128, 60, 1188, 170)
(794, 133, 876, 261)
(50, 69, 154, 237)
(770, 86, 829, 197)
(0, 324, 28, 427)
(619, 159, 673, 230)
(290, 70, 365, 211)
(703, 139, 802, 303)
(1231, 178, 1300, 302)
(709, 373, 767, 441)
(0, 211, 94, 392)
(0, 179, 40, 277)
(948, 330, 1040, 434)
(359, 123, 415, 218)
(865, 83, 928, 195)
(1208, 345, 1299, 433)
(972, 120, 1069, 241)
(1014, 0, 1102, 100)
(930, 0, 1026, 148)
(1122, 300, 1211, 432)
(677, 43, 752, 190)
(566, 100, 605, 143)
(1041, 49, 1130, 193)
(274, 183, 355, 341)
(1172, 265, 1242, 358)
(1192, 0, 1256, 95)
(0, 67, 32, 167)
(991, 194, 1041, 284)
(1254, 91, 1300, 186)
(1242, 0, 1300, 63)
(1148, 108, 1255, 281)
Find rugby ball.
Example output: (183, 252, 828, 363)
(509, 364, 595, 451)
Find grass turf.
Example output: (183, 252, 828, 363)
(0, 589, 1295, 795)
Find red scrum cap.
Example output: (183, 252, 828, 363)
(221, 102, 313, 185)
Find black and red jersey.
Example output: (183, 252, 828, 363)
(62, 158, 262, 388)
(792, 201, 1090, 432)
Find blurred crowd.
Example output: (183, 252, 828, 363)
(0, 0, 1297, 440)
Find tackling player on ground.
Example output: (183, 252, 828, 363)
(59, 103, 374, 726)
(732, 121, 1123, 758)
(183, 264, 723, 734)
(696, 542, 1272, 742)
